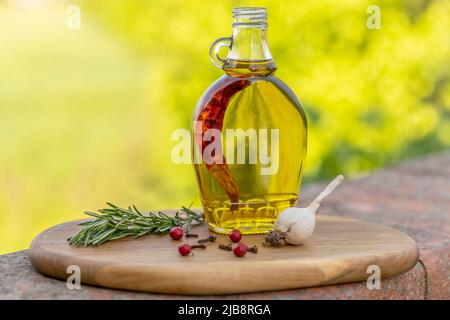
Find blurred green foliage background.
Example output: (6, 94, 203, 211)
(0, 0, 449, 253)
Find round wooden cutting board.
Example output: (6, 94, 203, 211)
(29, 210, 419, 295)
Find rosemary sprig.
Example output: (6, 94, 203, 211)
(68, 202, 204, 247)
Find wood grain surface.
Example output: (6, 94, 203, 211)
(29, 210, 419, 295)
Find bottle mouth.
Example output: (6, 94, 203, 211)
(232, 7, 267, 28)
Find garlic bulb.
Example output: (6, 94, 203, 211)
(266, 175, 344, 246)
(273, 207, 316, 245)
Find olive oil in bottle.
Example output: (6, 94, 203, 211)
(192, 7, 307, 234)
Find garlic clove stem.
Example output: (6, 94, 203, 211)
(308, 175, 344, 212)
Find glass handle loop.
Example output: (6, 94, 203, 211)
(209, 37, 232, 69)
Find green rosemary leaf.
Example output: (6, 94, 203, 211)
(134, 221, 152, 227)
(115, 216, 130, 229)
(84, 230, 92, 247)
(132, 204, 144, 217)
(181, 206, 197, 215)
(158, 225, 172, 233)
(157, 211, 173, 221)
(84, 211, 102, 219)
(78, 221, 94, 226)
(106, 202, 118, 209)
(85, 219, 108, 228)
(182, 206, 203, 222)
(92, 228, 116, 245)
(135, 229, 151, 238)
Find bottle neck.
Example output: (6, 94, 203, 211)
(223, 8, 276, 77)
(228, 27, 273, 61)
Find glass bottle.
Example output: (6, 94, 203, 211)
(192, 7, 307, 234)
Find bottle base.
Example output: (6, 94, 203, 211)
(207, 219, 276, 235)
(201, 194, 298, 235)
